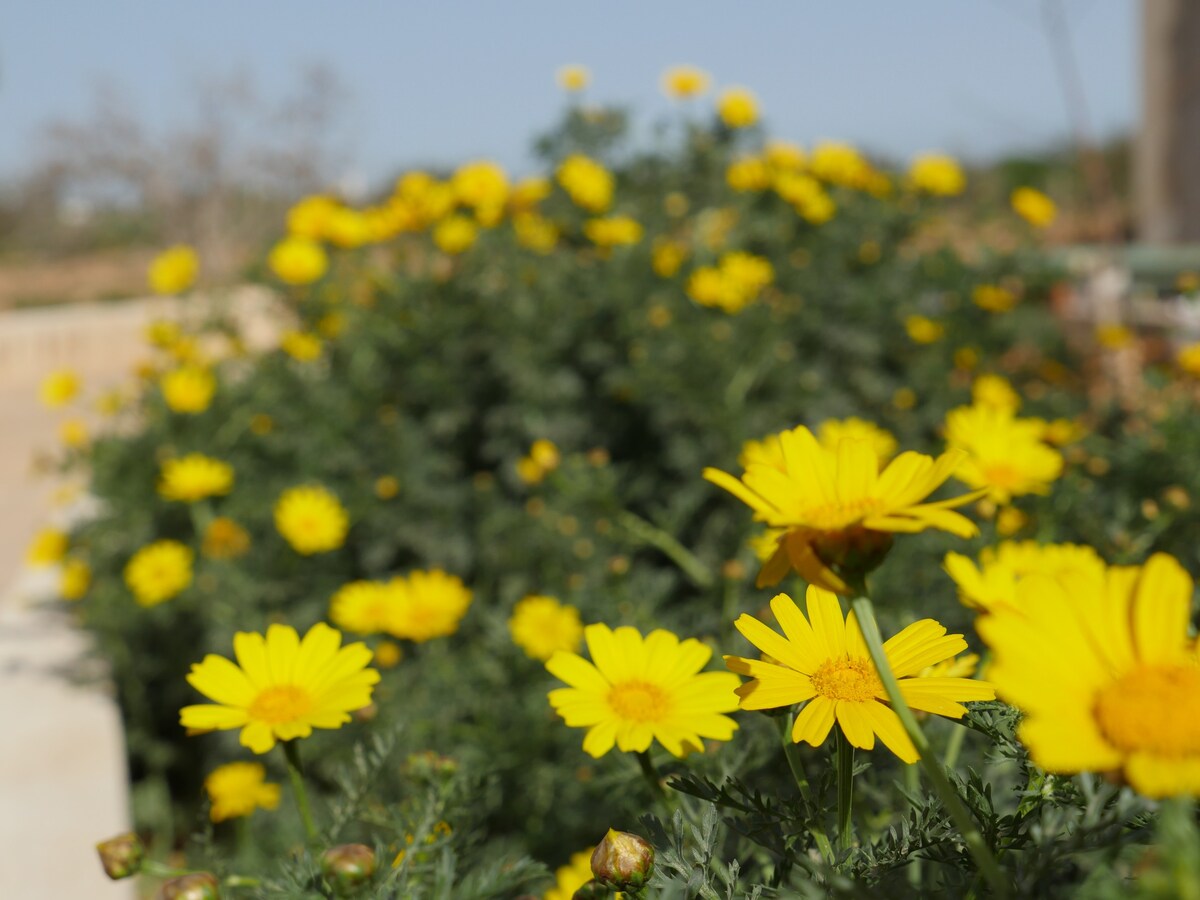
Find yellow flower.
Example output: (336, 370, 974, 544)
(556, 154, 614, 213)
(547, 623, 740, 758)
(920, 652, 980, 680)
(810, 141, 870, 188)
(39, 370, 80, 409)
(148, 245, 199, 295)
(59, 418, 89, 449)
(725, 588, 994, 762)
(544, 849, 599, 900)
(27, 528, 68, 566)
(945, 405, 1064, 504)
(976, 553, 1200, 797)
(274, 485, 349, 555)
(943, 540, 1105, 612)
(159, 454, 234, 503)
(726, 157, 771, 192)
(329, 581, 394, 636)
(374, 475, 400, 500)
(972, 284, 1018, 313)
(661, 65, 711, 100)
(995, 505, 1029, 536)
(325, 208, 371, 248)
(161, 366, 216, 415)
(509, 595, 584, 661)
(510, 177, 552, 212)
(717, 86, 759, 128)
(286, 195, 341, 239)
(557, 65, 590, 92)
(388, 570, 473, 642)
(180, 622, 379, 754)
(269, 236, 328, 286)
(893, 387, 917, 410)
(374, 640, 403, 668)
(513, 214, 559, 253)
(61, 557, 91, 600)
(433, 215, 478, 255)
(204, 762, 281, 823)
(904, 315, 945, 344)
(281, 330, 323, 362)
(1096, 323, 1133, 350)
(583, 216, 643, 248)
(1011, 186, 1056, 228)
(764, 140, 807, 171)
(687, 252, 774, 314)
(516, 456, 545, 485)
(971, 373, 1021, 413)
(651, 239, 688, 277)
(908, 153, 965, 196)
(1177, 343, 1200, 377)
(954, 346, 980, 371)
(453, 160, 509, 212)
(704, 426, 978, 593)
(124, 540, 194, 607)
(530, 439, 560, 470)
(816, 418, 898, 467)
(202, 517, 251, 560)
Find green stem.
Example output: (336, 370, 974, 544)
(615, 511, 713, 588)
(141, 860, 196, 878)
(905, 764, 923, 887)
(850, 596, 1010, 898)
(835, 730, 855, 851)
(944, 720, 968, 771)
(636, 750, 667, 804)
(283, 741, 319, 844)
(776, 716, 835, 864)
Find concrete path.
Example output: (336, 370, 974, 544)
(0, 289, 277, 897)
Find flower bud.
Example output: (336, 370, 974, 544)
(321, 843, 376, 893)
(590, 829, 654, 891)
(95, 832, 144, 880)
(156, 872, 220, 900)
(571, 879, 615, 899)
(812, 526, 894, 588)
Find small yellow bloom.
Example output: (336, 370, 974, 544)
(945, 405, 1064, 504)
(374, 640, 403, 668)
(651, 239, 688, 277)
(59, 418, 89, 449)
(764, 140, 807, 171)
(905, 315, 945, 344)
(810, 141, 870, 188)
(1177, 342, 1200, 377)
(687, 252, 774, 314)
(274, 485, 349, 555)
(892, 387, 917, 410)
(513, 213, 559, 253)
(509, 595, 584, 661)
(517, 456, 546, 485)
(583, 216, 643, 248)
(995, 505, 1029, 536)
(286, 195, 341, 239)
(908, 153, 966, 196)
(125, 540, 194, 607)
(954, 347, 980, 371)
(433, 215, 478, 255)
(557, 64, 590, 92)
(726, 157, 771, 193)
(161, 366, 216, 415)
(972, 373, 1021, 413)
(972, 284, 1018, 313)
(661, 65, 711, 100)
(388, 570, 473, 642)
(717, 86, 759, 129)
(27, 528, 68, 567)
(944, 540, 1105, 612)
(530, 439, 560, 470)
(1011, 186, 1056, 228)
(269, 236, 329, 286)
(453, 160, 509, 212)
(317, 312, 345, 338)
(60, 557, 91, 601)
(159, 454, 234, 503)
(816, 418, 898, 466)
(1096, 323, 1133, 350)
(39, 370, 80, 409)
(148, 245, 199, 295)
(556, 154, 614, 213)
(281, 330, 323, 362)
(202, 517, 251, 560)
(1042, 417, 1086, 446)
(204, 762, 280, 823)
(374, 475, 400, 500)
(325, 208, 371, 248)
(544, 849, 599, 900)
(329, 581, 395, 636)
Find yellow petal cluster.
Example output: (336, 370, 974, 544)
(274, 485, 349, 555)
(509, 595, 584, 661)
(661, 65, 711, 100)
(907, 153, 965, 196)
(686, 252, 774, 314)
(161, 366, 216, 415)
(1011, 186, 1056, 228)
(158, 454, 235, 503)
(124, 540, 194, 607)
(269, 236, 328, 285)
(945, 404, 1063, 504)
(148, 245, 199, 295)
(204, 762, 281, 823)
(557, 154, 614, 213)
(39, 370, 80, 409)
(944, 540, 1106, 612)
(717, 87, 759, 129)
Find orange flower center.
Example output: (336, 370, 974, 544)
(249, 685, 313, 724)
(982, 463, 1021, 489)
(802, 498, 885, 531)
(608, 680, 671, 722)
(811, 657, 882, 703)
(1094, 665, 1200, 755)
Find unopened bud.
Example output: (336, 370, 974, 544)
(95, 832, 143, 880)
(321, 843, 376, 893)
(590, 829, 654, 891)
(156, 872, 220, 900)
(571, 879, 615, 899)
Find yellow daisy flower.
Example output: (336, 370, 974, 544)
(433, 215, 478, 255)
(546, 623, 741, 758)
(280, 330, 323, 362)
(148, 245, 199, 295)
(816, 418, 897, 467)
(556, 154, 614, 213)
(329, 580, 394, 636)
(945, 405, 1064, 504)
(1177, 342, 1200, 377)
(583, 216, 643, 248)
(905, 314, 945, 344)
(204, 762, 281, 822)
(725, 588, 994, 762)
(661, 65, 711, 100)
(268, 236, 329, 285)
(1010, 186, 1056, 228)
(161, 366, 216, 415)
(971, 373, 1021, 413)
(943, 540, 1106, 612)
(545, 848, 601, 900)
(509, 595, 584, 661)
(158, 454, 234, 503)
(286, 195, 340, 239)
(202, 517, 251, 560)
(556, 65, 590, 92)
(717, 86, 759, 129)
(388, 570, 473, 642)
(60, 557, 91, 600)
(124, 540, 194, 607)
(27, 528, 68, 567)
(274, 485, 349, 555)
(704, 426, 978, 593)
(972, 284, 1018, 313)
(908, 153, 965, 196)
(180, 622, 379, 754)
(976, 553, 1200, 797)
(39, 369, 80, 409)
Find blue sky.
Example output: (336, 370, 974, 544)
(1, 1, 1134, 186)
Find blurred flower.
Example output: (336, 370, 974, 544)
(161, 366, 216, 415)
(158, 454, 234, 503)
(557, 64, 590, 92)
(651, 239, 688, 277)
(286, 195, 341, 239)
(453, 160, 509, 213)
(60, 557, 91, 600)
(705, 425, 977, 593)
(281, 330, 323, 362)
(726, 156, 770, 192)
(945, 405, 1063, 504)
(547, 623, 740, 757)
(433, 215, 479, 255)
(816, 417, 897, 466)
(388, 570, 473, 642)
(274, 485, 349, 555)
(544, 848, 597, 900)
(39, 369, 79, 409)
(717, 86, 759, 128)
(1011, 186, 1056, 228)
(513, 214, 559, 253)
(269, 236, 329, 286)
(557, 154, 614, 213)
(204, 762, 280, 822)
(995, 505, 1029, 536)
(972, 373, 1021, 413)
(920, 652, 980, 680)
(509, 595, 584, 661)
(904, 314, 945, 344)
(1042, 417, 1086, 446)
(972, 284, 1018, 313)
(764, 140, 807, 171)
(583, 216, 643, 248)
(726, 587, 994, 762)
(202, 517, 251, 560)
(661, 65, 710, 99)
(1096, 323, 1134, 350)
(329, 580, 394, 636)
(374, 640, 403, 668)
(325, 208, 371, 248)
(892, 387, 917, 410)
(687, 252, 774, 314)
(374, 475, 400, 499)
(27, 528, 68, 566)
(180, 622, 379, 754)
(148, 245, 199, 295)
(124, 540, 194, 607)
(944, 540, 1105, 612)
(59, 418, 89, 449)
(810, 141, 870, 188)
(1177, 342, 1200, 376)
(908, 153, 965, 196)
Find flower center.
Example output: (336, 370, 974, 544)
(811, 657, 882, 702)
(248, 685, 313, 724)
(802, 498, 884, 531)
(608, 680, 671, 722)
(982, 463, 1020, 489)
(1094, 664, 1200, 755)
